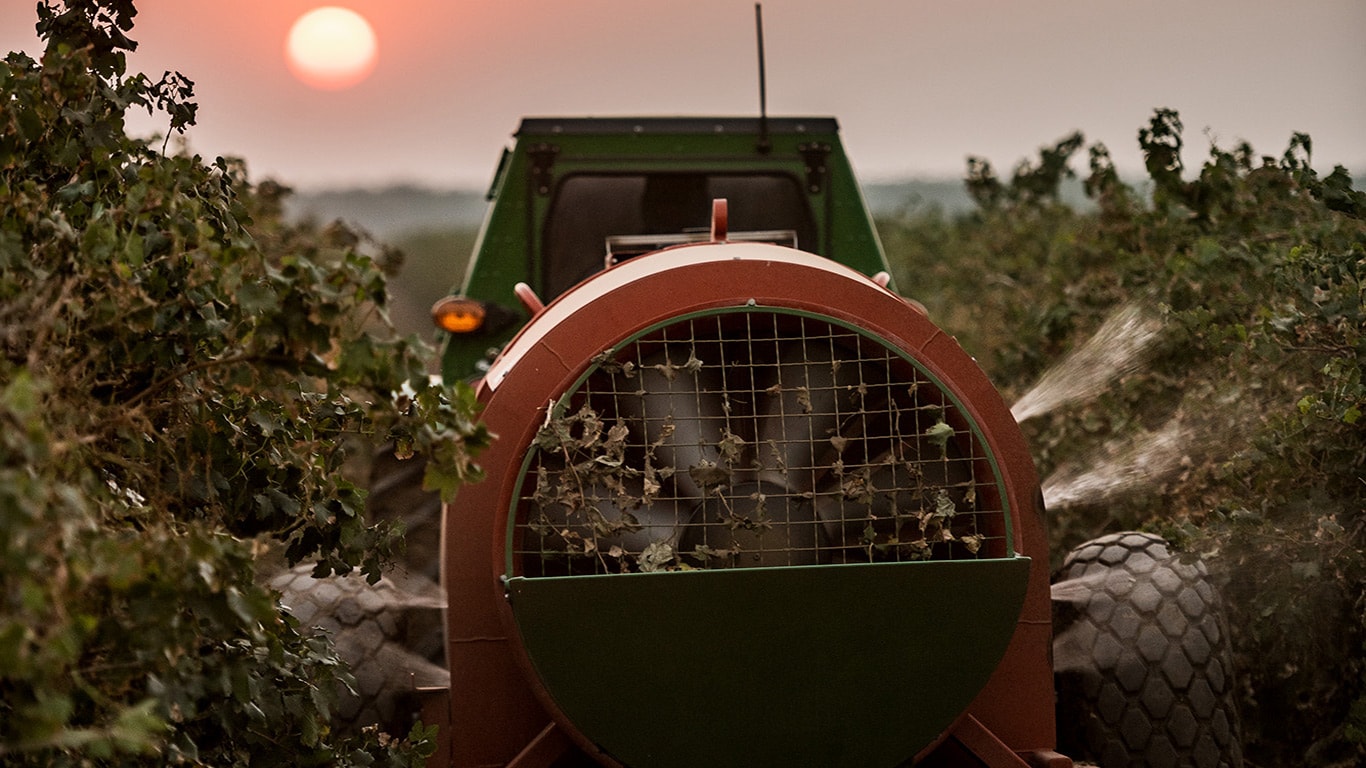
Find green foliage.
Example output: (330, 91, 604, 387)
(881, 109, 1366, 766)
(1, 2, 488, 763)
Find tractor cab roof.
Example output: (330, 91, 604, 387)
(514, 116, 840, 137)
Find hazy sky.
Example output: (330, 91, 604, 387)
(4, 1, 1364, 190)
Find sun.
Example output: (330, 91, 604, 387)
(286, 7, 378, 91)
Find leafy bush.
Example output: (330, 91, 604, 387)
(880, 109, 1366, 765)
(1, 2, 488, 763)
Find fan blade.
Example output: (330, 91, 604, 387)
(678, 481, 825, 567)
(812, 430, 979, 561)
(753, 340, 882, 494)
(615, 345, 729, 500)
(585, 482, 691, 556)
(525, 473, 690, 563)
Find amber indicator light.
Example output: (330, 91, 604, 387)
(431, 296, 487, 334)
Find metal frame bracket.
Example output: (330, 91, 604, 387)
(528, 143, 559, 196)
(799, 141, 831, 193)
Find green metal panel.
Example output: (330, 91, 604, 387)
(505, 556, 1031, 768)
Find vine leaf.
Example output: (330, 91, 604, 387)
(688, 460, 731, 488)
(925, 419, 954, 456)
(933, 488, 957, 519)
(639, 541, 674, 572)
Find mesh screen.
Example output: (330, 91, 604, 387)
(513, 310, 1008, 576)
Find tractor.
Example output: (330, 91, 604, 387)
(278, 116, 1243, 768)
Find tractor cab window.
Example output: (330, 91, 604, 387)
(542, 172, 815, 299)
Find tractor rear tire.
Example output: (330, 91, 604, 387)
(262, 448, 448, 736)
(1052, 531, 1243, 768)
(270, 564, 447, 736)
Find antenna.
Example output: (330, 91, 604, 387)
(755, 3, 771, 154)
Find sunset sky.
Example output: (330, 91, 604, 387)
(3, 1, 1364, 190)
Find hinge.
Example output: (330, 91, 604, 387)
(528, 143, 559, 197)
(799, 142, 831, 194)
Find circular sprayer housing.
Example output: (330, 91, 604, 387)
(444, 238, 1052, 768)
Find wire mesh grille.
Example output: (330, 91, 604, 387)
(513, 310, 1008, 576)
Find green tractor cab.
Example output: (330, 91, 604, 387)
(432, 117, 887, 382)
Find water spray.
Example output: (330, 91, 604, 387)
(1011, 302, 1163, 423)
(1041, 414, 1191, 510)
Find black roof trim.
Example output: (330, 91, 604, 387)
(515, 116, 840, 137)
